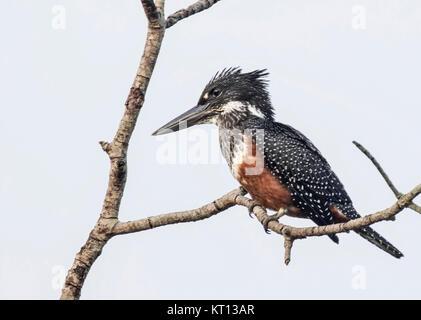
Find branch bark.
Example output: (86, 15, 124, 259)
(110, 178, 421, 268)
(236, 184, 421, 239)
(352, 141, 421, 214)
(166, 0, 221, 28)
(61, 0, 225, 300)
(112, 188, 246, 235)
(60, 0, 166, 300)
(141, 0, 159, 22)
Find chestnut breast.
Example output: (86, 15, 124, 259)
(230, 135, 304, 218)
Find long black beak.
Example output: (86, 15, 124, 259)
(152, 104, 209, 136)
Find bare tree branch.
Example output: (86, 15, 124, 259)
(166, 0, 221, 28)
(234, 184, 421, 264)
(352, 141, 401, 197)
(61, 0, 225, 300)
(141, 0, 159, 23)
(408, 201, 421, 213)
(60, 1, 167, 300)
(283, 237, 293, 265)
(353, 141, 421, 214)
(112, 187, 246, 235)
(112, 175, 421, 267)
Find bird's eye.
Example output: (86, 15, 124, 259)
(210, 88, 221, 98)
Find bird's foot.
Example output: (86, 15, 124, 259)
(262, 208, 287, 234)
(248, 200, 262, 218)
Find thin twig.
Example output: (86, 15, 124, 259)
(353, 141, 421, 214)
(353, 141, 401, 197)
(166, 0, 221, 28)
(60, 0, 167, 300)
(284, 237, 293, 265)
(408, 203, 421, 214)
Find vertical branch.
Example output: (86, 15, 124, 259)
(141, 0, 159, 22)
(60, 1, 166, 300)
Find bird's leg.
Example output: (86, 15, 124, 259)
(262, 208, 288, 233)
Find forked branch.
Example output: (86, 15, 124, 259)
(61, 0, 225, 300)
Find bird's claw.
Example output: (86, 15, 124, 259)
(248, 200, 261, 219)
(262, 217, 273, 233)
(262, 208, 287, 233)
(248, 207, 254, 218)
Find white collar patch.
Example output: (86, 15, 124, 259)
(248, 105, 265, 118)
(221, 101, 246, 114)
(220, 101, 266, 119)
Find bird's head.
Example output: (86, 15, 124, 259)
(152, 68, 273, 135)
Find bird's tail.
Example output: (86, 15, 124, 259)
(355, 226, 403, 259)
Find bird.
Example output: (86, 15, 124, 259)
(152, 67, 403, 259)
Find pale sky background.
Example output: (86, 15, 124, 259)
(1, 0, 420, 299)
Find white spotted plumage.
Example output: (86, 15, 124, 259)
(194, 68, 403, 258)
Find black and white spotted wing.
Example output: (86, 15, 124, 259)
(262, 122, 357, 242)
(242, 118, 403, 257)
